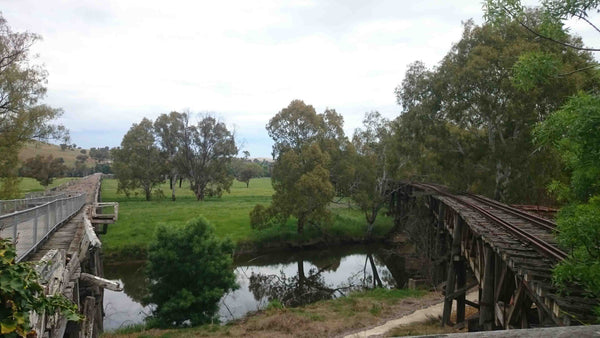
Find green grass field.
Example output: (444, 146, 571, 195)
(100, 177, 394, 258)
(16, 177, 79, 197)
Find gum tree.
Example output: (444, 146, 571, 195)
(112, 118, 167, 201)
(0, 13, 68, 198)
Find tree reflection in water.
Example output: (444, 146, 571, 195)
(249, 253, 390, 307)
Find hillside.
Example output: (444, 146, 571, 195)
(19, 141, 95, 167)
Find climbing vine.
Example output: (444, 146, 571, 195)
(0, 238, 82, 337)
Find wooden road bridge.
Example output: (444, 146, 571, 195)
(390, 183, 598, 331)
(0, 174, 119, 338)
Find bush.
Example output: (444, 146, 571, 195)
(0, 238, 81, 336)
(249, 204, 285, 230)
(144, 217, 238, 327)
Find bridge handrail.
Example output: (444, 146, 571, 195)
(0, 193, 71, 215)
(0, 192, 87, 262)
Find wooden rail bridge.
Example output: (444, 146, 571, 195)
(390, 183, 598, 331)
(2, 174, 119, 338)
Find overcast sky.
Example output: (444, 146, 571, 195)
(1, 1, 598, 157)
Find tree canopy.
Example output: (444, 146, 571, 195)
(0, 13, 68, 198)
(393, 17, 597, 203)
(254, 100, 348, 234)
(20, 155, 67, 187)
(177, 115, 238, 201)
(112, 118, 168, 201)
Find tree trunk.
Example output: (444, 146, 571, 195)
(179, 177, 183, 188)
(196, 185, 205, 201)
(144, 187, 151, 201)
(171, 174, 177, 201)
(246, 181, 249, 188)
(297, 215, 305, 235)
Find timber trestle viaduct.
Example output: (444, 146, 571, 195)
(390, 182, 598, 331)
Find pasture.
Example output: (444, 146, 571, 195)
(99, 177, 394, 257)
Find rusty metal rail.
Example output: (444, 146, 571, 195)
(415, 183, 568, 262)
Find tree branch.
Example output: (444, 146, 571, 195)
(557, 64, 600, 77)
(576, 13, 600, 34)
(503, 6, 600, 52)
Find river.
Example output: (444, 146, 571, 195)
(103, 244, 418, 331)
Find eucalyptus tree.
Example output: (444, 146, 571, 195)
(154, 111, 186, 200)
(351, 112, 394, 237)
(20, 155, 67, 187)
(394, 17, 597, 203)
(253, 100, 349, 234)
(112, 118, 168, 201)
(0, 14, 68, 198)
(177, 115, 237, 201)
(483, 0, 600, 306)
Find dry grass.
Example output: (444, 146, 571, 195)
(386, 301, 479, 337)
(19, 141, 94, 167)
(102, 290, 443, 338)
(385, 316, 461, 336)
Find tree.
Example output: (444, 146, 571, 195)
(255, 100, 345, 235)
(393, 17, 597, 203)
(484, 0, 600, 51)
(20, 155, 66, 187)
(485, 2, 600, 311)
(0, 13, 68, 198)
(271, 143, 334, 235)
(534, 92, 600, 305)
(112, 118, 167, 201)
(154, 111, 186, 201)
(266, 100, 324, 158)
(177, 115, 238, 201)
(145, 217, 237, 327)
(351, 112, 394, 237)
(231, 157, 263, 188)
(71, 154, 90, 177)
(89, 146, 111, 163)
(237, 163, 263, 188)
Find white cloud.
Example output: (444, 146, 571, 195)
(1, 0, 490, 156)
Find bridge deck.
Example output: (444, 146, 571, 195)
(26, 174, 102, 262)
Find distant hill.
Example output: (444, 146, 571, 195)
(19, 141, 95, 168)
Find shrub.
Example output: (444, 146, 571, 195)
(144, 217, 238, 327)
(249, 204, 285, 230)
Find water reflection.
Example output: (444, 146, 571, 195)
(104, 245, 415, 330)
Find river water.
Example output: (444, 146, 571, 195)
(103, 245, 416, 331)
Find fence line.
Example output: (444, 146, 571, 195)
(0, 193, 86, 262)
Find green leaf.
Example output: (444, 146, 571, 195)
(0, 318, 17, 334)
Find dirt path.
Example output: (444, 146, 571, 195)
(343, 290, 479, 338)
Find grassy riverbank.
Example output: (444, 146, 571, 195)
(103, 288, 436, 337)
(100, 178, 394, 259)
